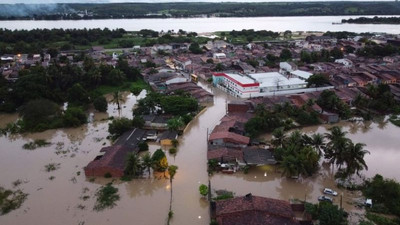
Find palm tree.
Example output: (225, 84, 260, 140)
(141, 152, 153, 178)
(324, 126, 349, 169)
(111, 91, 123, 110)
(167, 165, 178, 225)
(344, 142, 370, 177)
(125, 153, 142, 177)
(271, 127, 286, 148)
(311, 133, 325, 156)
(280, 155, 303, 178)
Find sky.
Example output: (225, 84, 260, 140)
(1, 0, 395, 4)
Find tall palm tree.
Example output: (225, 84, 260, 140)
(111, 91, 123, 110)
(311, 133, 325, 156)
(324, 126, 349, 169)
(125, 153, 142, 177)
(141, 152, 153, 178)
(271, 127, 286, 148)
(344, 142, 370, 177)
(167, 165, 178, 225)
(280, 155, 303, 178)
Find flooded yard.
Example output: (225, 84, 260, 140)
(0, 82, 399, 225)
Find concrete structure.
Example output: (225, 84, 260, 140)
(212, 72, 311, 98)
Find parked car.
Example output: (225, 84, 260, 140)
(323, 188, 338, 196)
(318, 195, 333, 203)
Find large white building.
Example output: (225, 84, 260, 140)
(213, 72, 310, 98)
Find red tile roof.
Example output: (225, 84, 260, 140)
(214, 195, 299, 225)
(207, 147, 243, 162)
(209, 132, 250, 145)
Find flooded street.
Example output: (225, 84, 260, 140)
(1, 82, 400, 225)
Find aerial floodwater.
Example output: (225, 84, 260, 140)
(0, 82, 400, 225)
(1, 15, 400, 33)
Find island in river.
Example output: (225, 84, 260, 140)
(342, 16, 400, 24)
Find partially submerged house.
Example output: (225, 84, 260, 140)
(158, 130, 178, 146)
(211, 194, 300, 225)
(84, 128, 146, 177)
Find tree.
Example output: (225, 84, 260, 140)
(271, 127, 286, 148)
(324, 126, 349, 169)
(363, 174, 400, 217)
(108, 68, 126, 86)
(280, 48, 292, 61)
(152, 149, 168, 172)
(168, 165, 178, 182)
(311, 133, 325, 156)
(343, 142, 369, 177)
(132, 116, 145, 128)
(62, 107, 87, 127)
(93, 96, 108, 112)
(300, 50, 312, 63)
(283, 30, 292, 39)
(330, 47, 344, 60)
(199, 184, 208, 197)
(19, 99, 60, 131)
(111, 91, 123, 110)
(141, 152, 153, 178)
(93, 183, 120, 211)
(124, 153, 142, 177)
(306, 74, 330, 88)
(167, 165, 178, 225)
(167, 117, 184, 131)
(214, 63, 224, 71)
(318, 202, 347, 225)
(138, 142, 149, 151)
(108, 117, 132, 138)
(67, 83, 90, 106)
(189, 42, 203, 54)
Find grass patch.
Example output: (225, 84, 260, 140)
(366, 212, 400, 225)
(93, 183, 120, 211)
(0, 187, 28, 215)
(23, 139, 51, 150)
(213, 190, 234, 201)
(94, 79, 150, 96)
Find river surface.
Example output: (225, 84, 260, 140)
(0, 82, 399, 225)
(1, 15, 400, 33)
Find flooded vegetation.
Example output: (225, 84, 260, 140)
(0, 83, 399, 224)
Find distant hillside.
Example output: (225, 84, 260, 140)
(1, 2, 400, 20)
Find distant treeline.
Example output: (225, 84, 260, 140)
(342, 16, 400, 24)
(0, 28, 126, 54)
(1, 2, 400, 20)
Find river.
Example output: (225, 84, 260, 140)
(1, 15, 400, 33)
(0, 82, 399, 225)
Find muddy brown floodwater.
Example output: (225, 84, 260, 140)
(0, 82, 399, 225)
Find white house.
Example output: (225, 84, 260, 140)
(213, 53, 227, 60)
(335, 58, 353, 68)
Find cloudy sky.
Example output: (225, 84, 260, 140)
(1, 0, 395, 4)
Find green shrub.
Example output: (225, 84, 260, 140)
(93, 183, 120, 211)
(93, 96, 108, 112)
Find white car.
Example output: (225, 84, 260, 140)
(318, 195, 333, 203)
(323, 188, 338, 196)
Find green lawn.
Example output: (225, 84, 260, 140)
(94, 79, 150, 95)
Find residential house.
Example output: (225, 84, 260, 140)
(211, 194, 300, 225)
